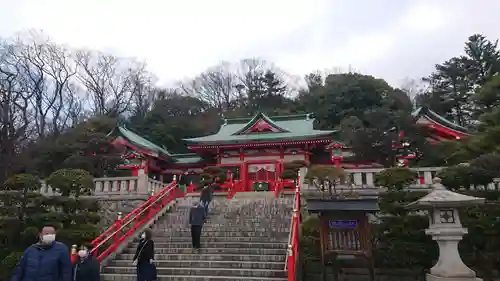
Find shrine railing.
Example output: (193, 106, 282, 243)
(88, 178, 181, 262)
(39, 174, 166, 196)
(285, 178, 301, 281)
(301, 167, 500, 190)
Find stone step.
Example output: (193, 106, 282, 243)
(101, 273, 287, 281)
(121, 247, 286, 255)
(153, 226, 290, 232)
(151, 236, 288, 243)
(154, 219, 291, 229)
(150, 230, 289, 238)
(116, 253, 285, 262)
(129, 241, 287, 249)
(102, 266, 287, 278)
(111, 259, 284, 270)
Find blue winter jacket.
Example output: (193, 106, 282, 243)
(11, 241, 72, 281)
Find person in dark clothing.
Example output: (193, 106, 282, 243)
(178, 171, 189, 193)
(189, 201, 205, 251)
(72, 243, 100, 281)
(11, 225, 72, 281)
(200, 184, 211, 216)
(133, 228, 156, 281)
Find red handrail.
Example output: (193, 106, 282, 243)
(286, 175, 301, 281)
(90, 180, 181, 262)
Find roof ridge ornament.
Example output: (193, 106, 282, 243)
(431, 177, 446, 191)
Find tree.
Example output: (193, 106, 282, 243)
(417, 34, 500, 125)
(474, 75, 500, 114)
(13, 32, 79, 137)
(75, 50, 149, 116)
(0, 39, 32, 183)
(131, 93, 218, 153)
(304, 165, 347, 197)
(26, 116, 122, 178)
(0, 169, 101, 280)
(181, 61, 237, 111)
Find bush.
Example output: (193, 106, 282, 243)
(0, 170, 101, 280)
(438, 164, 494, 191)
(375, 167, 417, 191)
(300, 186, 500, 279)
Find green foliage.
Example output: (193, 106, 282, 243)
(26, 116, 122, 178)
(279, 169, 298, 180)
(0, 171, 100, 280)
(46, 169, 94, 197)
(199, 166, 225, 187)
(280, 160, 308, 180)
(438, 164, 494, 191)
(4, 174, 41, 192)
(304, 165, 346, 182)
(375, 167, 417, 191)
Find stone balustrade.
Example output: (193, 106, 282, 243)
(301, 167, 500, 191)
(37, 166, 500, 197)
(39, 174, 171, 197)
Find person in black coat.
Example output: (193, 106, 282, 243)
(72, 243, 100, 281)
(189, 201, 206, 252)
(133, 228, 156, 281)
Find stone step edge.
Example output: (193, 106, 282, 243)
(124, 247, 285, 250)
(117, 253, 285, 257)
(130, 241, 286, 245)
(101, 273, 287, 280)
(105, 266, 286, 272)
(113, 260, 284, 265)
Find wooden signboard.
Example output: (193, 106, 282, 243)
(307, 197, 378, 281)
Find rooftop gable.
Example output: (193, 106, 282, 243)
(184, 113, 335, 144)
(232, 112, 290, 135)
(108, 125, 171, 158)
(412, 107, 471, 136)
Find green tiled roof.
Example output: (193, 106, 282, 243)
(184, 113, 335, 144)
(171, 153, 203, 164)
(412, 107, 471, 134)
(109, 125, 172, 157)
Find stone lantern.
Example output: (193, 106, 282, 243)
(407, 177, 484, 281)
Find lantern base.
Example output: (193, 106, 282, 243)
(426, 274, 482, 281)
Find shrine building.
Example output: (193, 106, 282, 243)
(108, 108, 471, 191)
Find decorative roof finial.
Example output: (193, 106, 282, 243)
(221, 113, 227, 126)
(432, 177, 446, 191)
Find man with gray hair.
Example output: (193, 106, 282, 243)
(189, 201, 205, 252)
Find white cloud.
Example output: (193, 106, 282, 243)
(1, 0, 500, 87)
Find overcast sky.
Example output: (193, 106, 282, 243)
(1, 0, 499, 88)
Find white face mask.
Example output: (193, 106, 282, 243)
(141, 233, 146, 239)
(78, 250, 88, 258)
(41, 234, 56, 244)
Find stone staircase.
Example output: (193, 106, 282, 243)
(101, 193, 294, 281)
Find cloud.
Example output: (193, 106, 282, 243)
(1, 0, 499, 88)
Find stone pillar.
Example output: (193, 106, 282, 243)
(137, 168, 149, 194)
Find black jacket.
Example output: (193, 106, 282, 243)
(179, 174, 189, 185)
(200, 185, 213, 202)
(72, 255, 100, 281)
(189, 205, 205, 226)
(133, 239, 155, 265)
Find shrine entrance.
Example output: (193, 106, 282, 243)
(244, 160, 283, 192)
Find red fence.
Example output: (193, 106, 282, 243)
(286, 180, 301, 281)
(89, 180, 181, 262)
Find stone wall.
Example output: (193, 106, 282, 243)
(85, 194, 150, 229)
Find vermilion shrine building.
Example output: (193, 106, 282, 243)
(109, 108, 470, 191)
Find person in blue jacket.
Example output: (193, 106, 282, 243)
(11, 225, 72, 281)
